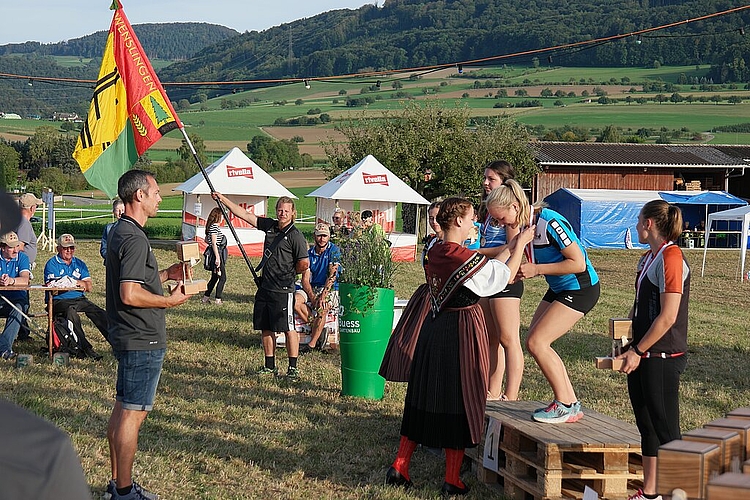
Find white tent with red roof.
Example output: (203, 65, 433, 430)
(174, 147, 296, 257)
(307, 155, 429, 261)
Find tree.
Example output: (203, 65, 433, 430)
(598, 125, 622, 143)
(177, 99, 191, 110)
(322, 100, 537, 202)
(177, 133, 207, 174)
(0, 142, 21, 189)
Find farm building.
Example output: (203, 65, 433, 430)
(533, 142, 750, 202)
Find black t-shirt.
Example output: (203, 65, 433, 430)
(256, 217, 308, 292)
(105, 215, 167, 350)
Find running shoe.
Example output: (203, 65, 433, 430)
(532, 400, 581, 424)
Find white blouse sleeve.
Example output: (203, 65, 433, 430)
(463, 259, 512, 296)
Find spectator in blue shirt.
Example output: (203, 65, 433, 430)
(44, 233, 108, 359)
(0, 231, 31, 360)
(295, 223, 340, 353)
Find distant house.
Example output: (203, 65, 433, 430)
(533, 142, 750, 202)
(1, 112, 22, 120)
(52, 112, 79, 121)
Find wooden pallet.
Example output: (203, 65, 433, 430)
(467, 401, 643, 500)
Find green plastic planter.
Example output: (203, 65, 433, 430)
(338, 283, 395, 400)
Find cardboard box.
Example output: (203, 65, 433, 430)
(683, 428, 743, 473)
(609, 318, 632, 339)
(704, 418, 750, 462)
(595, 356, 625, 371)
(176, 241, 201, 261)
(706, 472, 750, 500)
(657, 440, 722, 499)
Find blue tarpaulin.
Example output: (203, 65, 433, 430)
(544, 189, 747, 249)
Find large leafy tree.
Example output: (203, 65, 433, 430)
(0, 141, 21, 189)
(323, 101, 538, 204)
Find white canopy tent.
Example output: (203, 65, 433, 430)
(701, 205, 750, 281)
(307, 155, 429, 261)
(173, 147, 296, 257)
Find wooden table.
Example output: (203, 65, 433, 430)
(0, 284, 83, 358)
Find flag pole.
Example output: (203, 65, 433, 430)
(178, 127, 260, 281)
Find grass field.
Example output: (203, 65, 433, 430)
(1, 239, 748, 499)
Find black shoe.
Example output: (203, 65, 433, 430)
(441, 481, 470, 496)
(298, 343, 312, 355)
(385, 466, 412, 489)
(315, 328, 329, 350)
(83, 347, 103, 361)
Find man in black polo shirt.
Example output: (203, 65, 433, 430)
(105, 170, 190, 500)
(212, 192, 310, 379)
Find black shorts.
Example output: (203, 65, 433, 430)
(488, 280, 524, 299)
(253, 288, 294, 332)
(541, 282, 600, 314)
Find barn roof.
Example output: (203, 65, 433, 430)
(536, 142, 749, 169)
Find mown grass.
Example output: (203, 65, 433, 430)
(1, 241, 748, 499)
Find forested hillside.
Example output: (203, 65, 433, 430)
(0, 23, 238, 117)
(2, 0, 750, 116)
(160, 0, 750, 85)
(0, 23, 238, 60)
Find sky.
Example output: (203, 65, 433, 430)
(1, 1, 376, 45)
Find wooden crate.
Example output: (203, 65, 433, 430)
(704, 418, 750, 462)
(683, 428, 743, 473)
(657, 440, 721, 500)
(726, 407, 750, 421)
(706, 472, 750, 500)
(470, 401, 643, 499)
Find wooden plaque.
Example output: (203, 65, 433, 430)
(595, 356, 625, 371)
(609, 318, 632, 339)
(176, 241, 201, 261)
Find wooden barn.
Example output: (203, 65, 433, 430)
(533, 142, 750, 202)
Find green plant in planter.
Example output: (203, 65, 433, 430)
(337, 228, 397, 313)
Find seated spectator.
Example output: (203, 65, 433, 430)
(294, 223, 340, 353)
(44, 234, 108, 360)
(331, 208, 350, 239)
(100, 199, 124, 265)
(0, 232, 31, 360)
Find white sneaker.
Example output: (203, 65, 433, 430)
(627, 488, 662, 500)
(201, 296, 210, 304)
(214, 298, 222, 305)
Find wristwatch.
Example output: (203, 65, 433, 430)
(632, 344, 644, 356)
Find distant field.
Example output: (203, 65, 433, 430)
(4, 65, 750, 161)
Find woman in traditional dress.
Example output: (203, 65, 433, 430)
(486, 180, 599, 424)
(477, 160, 524, 401)
(381, 197, 534, 495)
(617, 200, 689, 500)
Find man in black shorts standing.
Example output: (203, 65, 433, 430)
(212, 193, 310, 379)
(105, 170, 191, 500)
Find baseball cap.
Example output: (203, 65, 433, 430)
(0, 231, 22, 248)
(314, 223, 331, 236)
(19, 193, 43, 208)
(57, 234, 77, 248)
(361, 210, 373, 219)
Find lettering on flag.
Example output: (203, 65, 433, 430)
(227, 165, 254, 179)
(362, 172, 389, 186)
